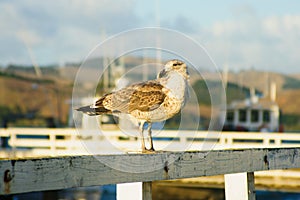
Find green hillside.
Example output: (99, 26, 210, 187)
(283, 76, 300, 89)
(0, 72, 72, 127)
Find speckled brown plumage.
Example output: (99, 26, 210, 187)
(96, 81, 166, 114)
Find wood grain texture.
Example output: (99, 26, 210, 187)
(0, 148, 300, 195)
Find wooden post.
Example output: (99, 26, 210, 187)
(116, 182, 152, 200)
(142, 182, 152, 200)
(10, 131, 16, 152)
(49, 132, 56, 155)
(117, 182, 142, 200)
(247, 172, 255, 200)
(224, 172, 255, 200)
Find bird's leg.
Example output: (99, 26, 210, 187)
(139, 121, 147, 152)
(147, 122, 155, 151)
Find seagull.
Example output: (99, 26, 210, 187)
(76, 59, 190, 152)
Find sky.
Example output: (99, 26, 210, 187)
(0, 0, 300, 73)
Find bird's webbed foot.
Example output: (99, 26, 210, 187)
(142, 147, 156, 153)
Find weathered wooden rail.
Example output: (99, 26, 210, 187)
(1, 147, 300, 199)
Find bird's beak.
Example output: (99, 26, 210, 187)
(158, 69, 167, 78)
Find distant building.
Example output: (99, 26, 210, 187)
(223, 85, 282, 132)
(223, 98, 280, 132)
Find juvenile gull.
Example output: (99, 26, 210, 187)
(76, 59, 190, 152)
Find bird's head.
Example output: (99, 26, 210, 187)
(158, 59, 189, 79)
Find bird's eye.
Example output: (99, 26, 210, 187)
(173, 63, 178, 66)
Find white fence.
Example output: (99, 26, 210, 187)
(1, 128, 300, 158)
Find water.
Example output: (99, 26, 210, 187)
(256, 191, 300, 200)
(3, 186, 300, 200)
(1, 185, 116, 200)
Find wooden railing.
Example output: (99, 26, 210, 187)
(1, 148, 300, 199)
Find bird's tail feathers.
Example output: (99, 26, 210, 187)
(76, 105, 111, 116)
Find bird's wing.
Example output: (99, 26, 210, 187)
(129, 80, 167, 112)
(95, 80, 166, 113)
